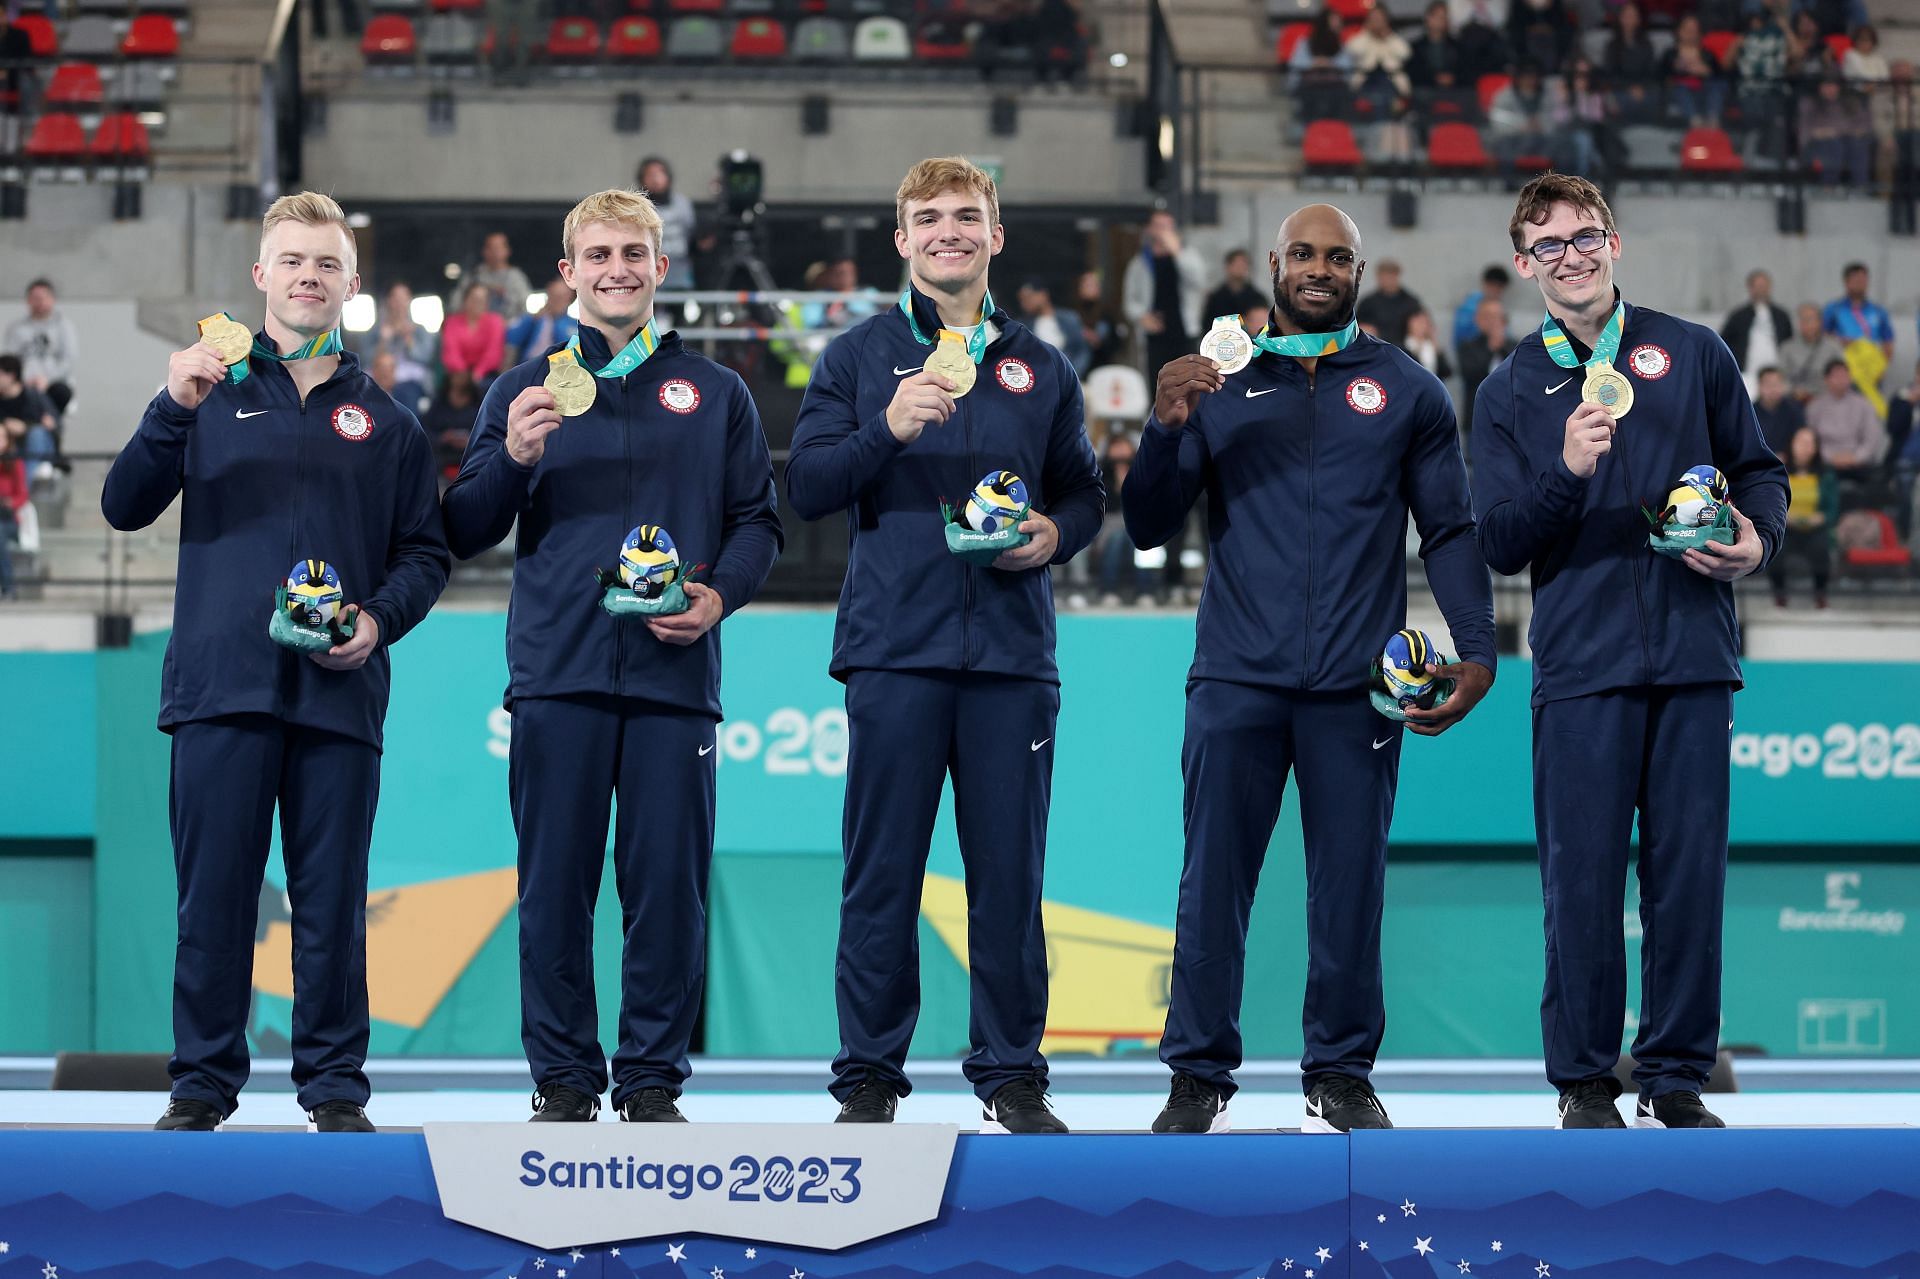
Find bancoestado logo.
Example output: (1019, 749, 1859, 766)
(1731, 722, 1920, 780)
(1779, 871, 1907, 937)
(518, 1149, 863, 1203)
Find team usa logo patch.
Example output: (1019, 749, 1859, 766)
(995, 358, 1035, 393)
(1629, 344, 1672, 380)
(658, 379, 701, 414)
(330, 403, 374, 441)
(1345, 376, 1387, 415)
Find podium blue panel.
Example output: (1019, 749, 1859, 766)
(0, 1132, 1346, 1279)
(1347, 1128, 1920, 1278)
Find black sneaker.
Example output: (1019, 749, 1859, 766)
(981, 1076, 1068, 1134)
(1636, 1089, 1726, 1129)
(619, 1087, 688, 1123)
(529, 1083, 601, 1122)
(154, 1098, 223, 1132)
(1151, 1072, 1229, 1134)
(1556, 1078, 1626, 1129)
(1304, 1074, 1392, 1133)
(307, 1100, 375, 1133)
(834, 1077, 899, 1124)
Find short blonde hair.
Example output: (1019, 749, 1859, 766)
(563, 189, 665, 261)
(259, 191, 357, 270)
(895, 157, 999, 230)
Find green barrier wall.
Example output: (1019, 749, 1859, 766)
(10, 612, 1917, 1060)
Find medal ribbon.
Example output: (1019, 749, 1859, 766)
(203, 313, 344, 385)
(1249, 316, 1359, 359)
(1540, 300, 1626, 371)
(899, 288, 995, 364)
(566, 318, 661, 379)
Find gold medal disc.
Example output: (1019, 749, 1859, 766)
(198, 315, 254, 367)
(1582, 362, 1634, 419)
(1199, 321, 1252, 375)
(544, 359, 598, 417)
(924, 341, 977, 398)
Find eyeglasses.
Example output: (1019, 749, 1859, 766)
(1524, 228, 1611, 264)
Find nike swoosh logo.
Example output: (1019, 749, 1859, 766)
(1545, 378, 1574, 394)
(1306, 1098, 1324, 1117)
(698, 744, 715, 756)
(1372, 737, 1393, 750)
(892, 366, 921, 376)
(1030, 739, 1050, 751)
(236, 409, 270, 419)
(1245, 387, 1278, 398)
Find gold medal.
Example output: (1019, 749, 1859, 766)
(197, 314, 253, 367)
(1582, 360, 1634, 419)
(1198, 317, 1252, 375)
(923, 330, 977, 398)
(544, 349, 597, 417)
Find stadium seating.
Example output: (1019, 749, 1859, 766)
(1824, 33, 1851, 61)
(914, 19, 970, 62)
(665, 15, 725, 60)
(13, 13, 57, 57)
(1428, 121, 1492, 171)
(1679, 126, 1743, 173)
(1476, 72, 1508, 117)
(422, 14, 480, 64)
(91, 113, 152, 163)
(1302, 119, 1363, 171)
(45, 63, 104, 112)
(791, 16, 850, 61)
(731, 18, 788, 59)
(430, 0, 483, 10)
(545, 17, 602, 63)
(1275, 21, 1311, 64)
(24, 112, 87, 164)
(1701, 29, 1737, 65)
(668, 0, 728, 12)
(1840, 511, 1912, 576)
(59, 15, 117, 60)
(363, 14, 419, 63)
(607, 16, 663, 61)
(121, 15, 181, 59)
(852, 15, 909, 61)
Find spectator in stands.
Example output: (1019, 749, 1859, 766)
(1662, 15, 1727, 127)
(1017, 279, 1093, 378)
(1095, 431, 1142, 604)
(1507, 0, 1575, 74)
(1786, 10, 1837, 81)
(5, 279, 77, 419)
(1409, 3, 1474, 124)
(362, 282, 436, 390)
(0, 20, 32, 122)
(486, 0, 541, 84)
(1453, 264, 1509, 345)
(1357, 259, 1424, 347)
(1800, 73, 1873, 187)
(811, 257, 881, 329)
(1489, 60, 1593, 174)
(1566, 57, 1626, 184)
(1779, 302, 1847, 401)
(1602, 2, 1664, 125)
(1736, 2, 1796, 161)
(1348, 7, 1415, 158)
(1841, 24, 1885, 84)
(458, 232, 532, 321)
(1721, 269, 1792, 388)
(507, 277, 579, 365)
(1202, 250, 1268, 334)
(1289, 12, 1352, 123)
(0, 429, 24, 600)
(1449, 0, 1511, 85)
(637, 157, 697, 291)
(1796, 0, 1868, 40)
(1886, 361, 1920, 533)
(1823, 262, 1894, 389)
(1124, 209, 1205, 379)
(1457, 295, 1511, 439)
(1753, 366, 1806, 455)
(368, 349, 430, 418)
(1805, 357, 1885, 476)
(424, 369, 481, 481)
(1768, 426, 1835, 607)
(1871, 60, 1916, 190)
(1402, 309, 1453, 382)
(0, 354, 55, 472)
(308, 0, 364, 38)
(440, 283, 507, 385)
(1076, 270, 1131, 368)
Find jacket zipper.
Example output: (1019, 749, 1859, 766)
(1302, 365, 1317, 683)
(284, 369, 308, 707)
(959, 389, 975, 671)
(617, 371, 630, 696)
(1613, 416, 1655, 683)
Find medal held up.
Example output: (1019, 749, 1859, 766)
(270, 558, 357, 653)
(943, 470, 1032, 566)
(1542, 300, 1633, 420)
(1199, 316, 1252, 375)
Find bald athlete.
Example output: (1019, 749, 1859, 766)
(1124, 204, 1498, 1133)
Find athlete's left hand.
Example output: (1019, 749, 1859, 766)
(1403, 660, 1493, 737)
(309, 605, 379, 671)
(993, 510, 1060, 571)
(648, 582, 724, 645)
(1683, 503, 1764, 580)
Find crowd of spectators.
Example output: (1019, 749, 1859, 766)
(1287, 0, 1915, 189)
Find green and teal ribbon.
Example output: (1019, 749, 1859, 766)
(219, 315, 343, 385)
(1541, 300, 1626, 371)
(1249, 316, 1359, 359)
(567, 317, 661, 378)
(899, 288, 995, 364)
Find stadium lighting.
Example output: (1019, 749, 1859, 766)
(525, 292, 546, 315)
(340, 294, 376, 333)
(1109, 52, 1128, 67)
(410, 294, 445, 334)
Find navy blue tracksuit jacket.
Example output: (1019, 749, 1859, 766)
(1473, 300, 1789, 1098)
(787, 286, 1104, 1105)
(1124, 331, 1496, 1099)
(102, 342, 450, 1116)
(442, 325, 781, 1104)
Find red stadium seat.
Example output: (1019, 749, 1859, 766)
(607, 15, 662, 58)
(1428, 121, 1492, 170)
(362, 15, 418, 60)
(730, 17, 786, 57)
(1302, 120, 1364, 169)
(14, 14, 58, 57)
(1700, 29, 1737, 65)
(915, 20, 969, 60)
(121, 14, 180, 58)
(91, 112, 152, 161)
(45, 62, 104, 109)
(1679, 126, 1742, 172)
(1275, 20, 1310, 64)
(431, 0, 483, 10)
(1824, 33, 1850, 62)
(545, 17, 602, 59)
(1325, 0, 1373, 18)
(1842, 511, 1912, 572)
(668, 0, 727, 12)
(1476, 72, 1509, 116)
(25, 112, 87, 163)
